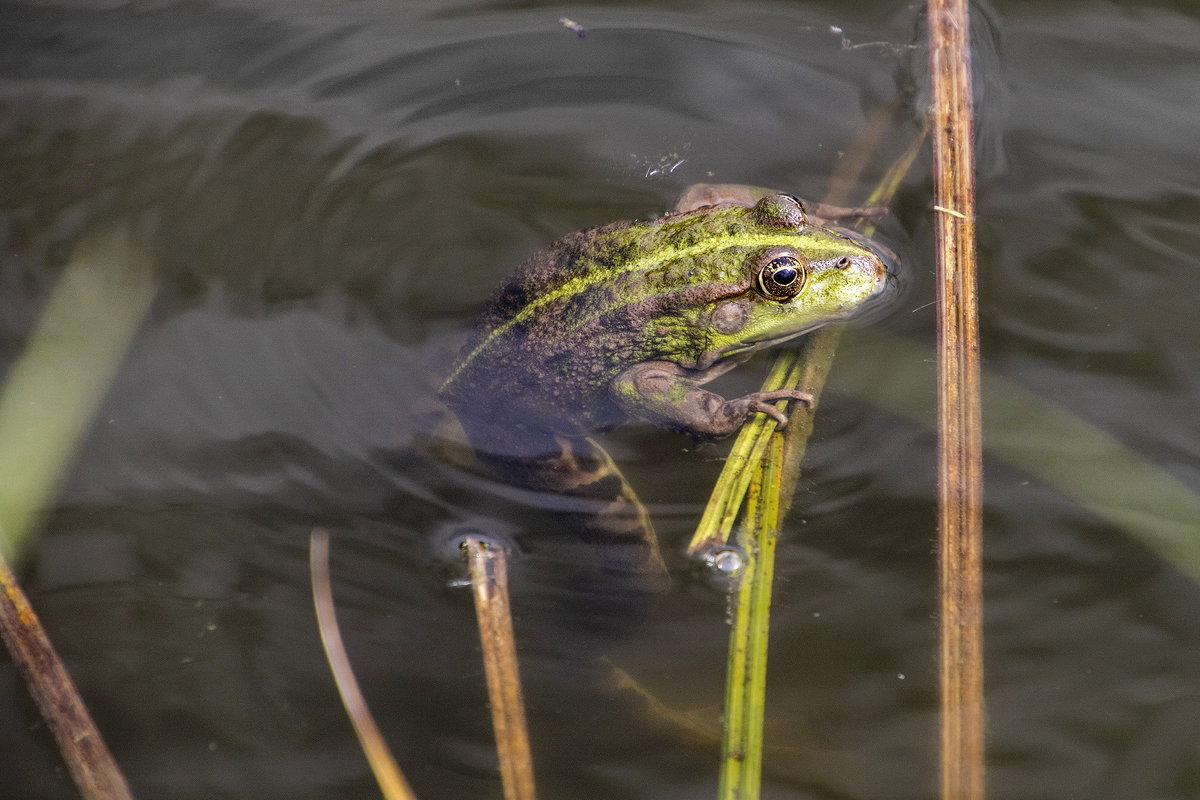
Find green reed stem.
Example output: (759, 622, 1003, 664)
(692, 131, 925, 559)
(688, 355, 801, 556)
(0, 225, 156, 560)
(717, 434, 783, 799)
(711, 120, 926, 800)
(0, 224, 153, 799)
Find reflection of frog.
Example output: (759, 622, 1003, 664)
(440, 185, 891, 582)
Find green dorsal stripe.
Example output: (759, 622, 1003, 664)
(442, 231, 831, 389)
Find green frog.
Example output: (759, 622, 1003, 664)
(439, 185, 890, 583)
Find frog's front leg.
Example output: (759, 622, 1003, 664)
(611, 361, 813, 439)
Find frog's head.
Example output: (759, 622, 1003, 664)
(682, 194, 891, 369)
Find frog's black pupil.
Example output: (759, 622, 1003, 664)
(771, 262, 797, 285)
(757, 255, 804, 299)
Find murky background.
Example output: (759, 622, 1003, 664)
(2, 1, 1199, 798)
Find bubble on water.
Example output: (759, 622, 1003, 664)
(693, 543, 747, 592)
(629, 147, 692, 180)
(706, 546, 745, 577)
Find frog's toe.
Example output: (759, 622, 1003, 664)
(742, 389, 815, 429)
(750, 388, 814, 408)
(750, 400, 792, 429)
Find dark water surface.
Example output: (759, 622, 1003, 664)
(3, 1, 1200, 798)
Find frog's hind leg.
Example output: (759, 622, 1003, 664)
(803, 200, 889, 225)
(472, 427, 669, 594)
(546, 434, 669, 592)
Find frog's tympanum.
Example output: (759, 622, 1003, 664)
(440, 186, 891, 585)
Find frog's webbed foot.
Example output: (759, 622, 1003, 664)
(723, 388, 815, 432)
(612, 362, 813, 439)
(673, 183, 767, 213)
(804, 201, 889, 225)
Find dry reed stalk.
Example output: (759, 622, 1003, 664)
(927, 0, 986, 798)
(464, 536, 537, 800)
(310, 530, 419, 800)
(0, 555, 135, 800)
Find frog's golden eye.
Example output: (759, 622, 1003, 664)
(757, 255, 807, 300)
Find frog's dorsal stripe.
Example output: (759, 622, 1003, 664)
(442, 230, 847, 389)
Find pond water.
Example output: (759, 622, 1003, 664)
(2, 1, 1200, 798)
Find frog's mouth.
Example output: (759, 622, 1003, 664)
(716, 320, 834, 360)
(703, 275, 891, 366)
(694, 321, 823, 369)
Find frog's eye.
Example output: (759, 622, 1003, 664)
(757, 255, 807, 300)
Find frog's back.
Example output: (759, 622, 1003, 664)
(441, 211, 711, 425)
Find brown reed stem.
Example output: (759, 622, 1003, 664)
(0, 554, 134, 800)
(464, 537, 537, 800)
(310, 530, 419, 800)
(927, 0, 986, 798)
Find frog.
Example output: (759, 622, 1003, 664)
(438, 184, 891, 585)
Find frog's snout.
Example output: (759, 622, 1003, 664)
(828, 225, 898, 286)
(840, 249, 889, 292)
(854, 237, 896, 279)
(863, 244, 901, 308)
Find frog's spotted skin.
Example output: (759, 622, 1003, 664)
(440, 189, 890, 586)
